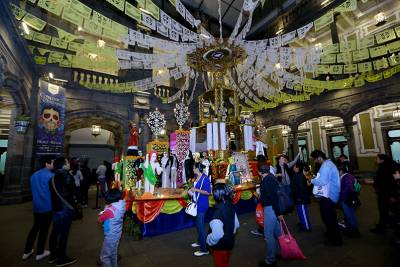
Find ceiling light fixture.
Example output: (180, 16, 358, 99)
(97, 39, 105, 48)
(21, 22, 30, 35)
(91, 125, 102, 137)
(393, 106, 400, 119)
(88, 53, 98, 60)
(321, 0, 330, 7)
(77, 26, 83, 31)
(325, 119, 333, 128)
(374, 12, 386, 27)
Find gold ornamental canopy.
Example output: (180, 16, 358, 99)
(186, 42, 247, 73)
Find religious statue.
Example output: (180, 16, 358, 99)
(134, 156, 144, 189)
(160, 152, 170, 188)
(201, 151, 211, 178)
(127, 121, 139, 156)
(169, 154, 178, 189)
(182, 150, 194, 184)
(226, 153, 240, 185)
(112, 156, 122, 189)
(140, 151, 162, 194)
(255, 138, 268, 158)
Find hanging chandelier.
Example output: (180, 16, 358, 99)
(325, 119, 333, 129)
(146, 108, 166, 139)
(91, 125, 101, 137)
(174, 100, 190, 129)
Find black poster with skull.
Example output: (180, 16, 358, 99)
(36, 80, 65, 156)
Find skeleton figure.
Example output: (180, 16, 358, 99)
(38, 106, 61, 133)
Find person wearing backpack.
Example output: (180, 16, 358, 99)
(338, 165, 360, 238)
(206, 183, 240, 267)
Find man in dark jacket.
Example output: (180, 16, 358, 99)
(371, 154, 396, 234)
(48, 157, 77, 266)
(259, 166, 283, 267)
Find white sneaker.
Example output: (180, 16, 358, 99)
(194, 250, 209, 257)
(36, 250, 50, 261)
(191, 242, 200, 248)
(22, 249, 34, 260)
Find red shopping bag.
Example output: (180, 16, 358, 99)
(255, 203, 264, 228)
(278, 219, 306, 260)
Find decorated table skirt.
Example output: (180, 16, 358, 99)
(130, 189, 257, 237)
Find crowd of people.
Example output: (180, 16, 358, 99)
(20, 149, 400, 267)
(22, 156, 115, 266)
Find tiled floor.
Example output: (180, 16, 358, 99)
(0, 186, 398, 267)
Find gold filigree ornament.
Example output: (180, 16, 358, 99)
(186, 42, 247, 72)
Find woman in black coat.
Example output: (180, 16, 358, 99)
(291, 162, 312, 231)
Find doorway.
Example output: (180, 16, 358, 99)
(330, 135, 349, 161)
(0, 90, 14, 190)
(387, 129, 400, 163)
(298, 138, 309, 163)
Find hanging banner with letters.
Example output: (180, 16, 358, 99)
(36, 80, 65, 156)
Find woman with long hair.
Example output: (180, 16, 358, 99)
(189, 162, 211, 257)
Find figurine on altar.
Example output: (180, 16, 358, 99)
(140, 151, 162, 194)
(134, 156, 144, 189)
(226, 153, 240, 185)
(255, 137, 268, 158)
(160, 152, 170, 188)
(183, 150, 194, 184)
(127, 122, 140, 156)
(112, 156, 122, 188)
(169, 154, 178, 189)
(201, 151, 211, 177)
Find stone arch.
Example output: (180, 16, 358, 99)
(347, 97, 400, 121)
(0, 55, 29, 115)
(295, 109, 345, 127)
(0, 55, 33, 203)
(65, 109, 130, 156)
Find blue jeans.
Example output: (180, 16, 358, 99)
(49, 208, 74, 260)
(100, 235, 121, 267)
(342, 201, 358, 230)
(263, 206, 282, 264)
(195, 211, 207, 252)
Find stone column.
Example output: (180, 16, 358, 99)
(1, 107, 35, 203)
(344, 120, 359, 171)
(291, 125, 299, 158)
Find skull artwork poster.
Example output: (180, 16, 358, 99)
(36, 80, 65, 156)
(39, 106, 61, 133)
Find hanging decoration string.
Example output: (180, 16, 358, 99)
(218, 0, 223, 43)
(186, 72, 199, 104)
